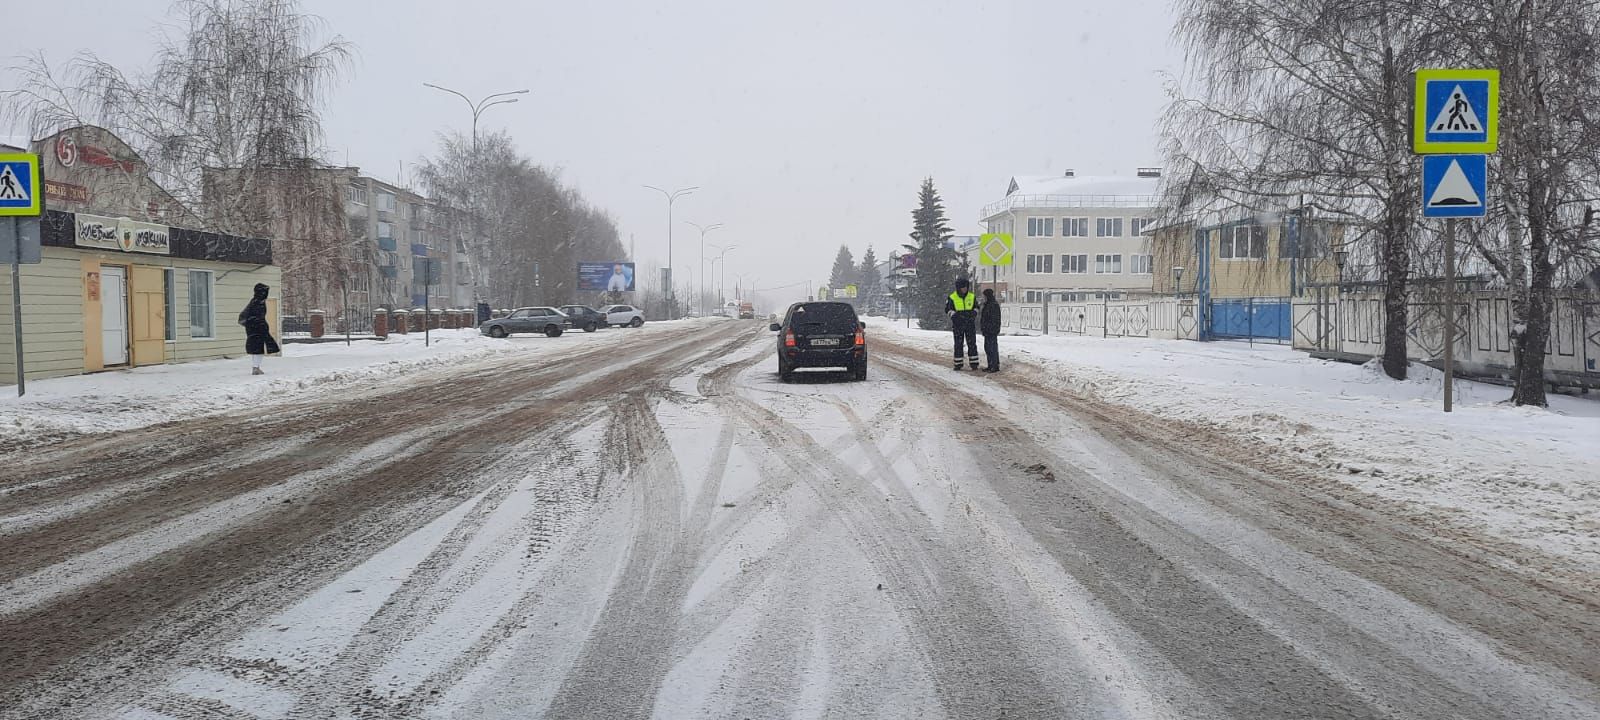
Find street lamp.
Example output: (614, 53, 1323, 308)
(1171, 266, 1185, 295)
(685, 220, 724, 317)
(422, 83, 528, 305)
(646, 185, 699, 319)
(710, 243, 738, 309)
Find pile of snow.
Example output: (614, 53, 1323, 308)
(0, 323, 710, 453)
(868, 318, 1600, 571)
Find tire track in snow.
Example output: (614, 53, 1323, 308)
(878, 346, 1596, 720)
(701, 359, 1072, 719)
(0, 324, 744, 717)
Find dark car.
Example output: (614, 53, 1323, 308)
(558, 305, 608, 332)
(479, 307, 567, 338)
(770, 302, 867, 382)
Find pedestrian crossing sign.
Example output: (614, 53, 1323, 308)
(1413, 69, 1498, 154)
(978, 232, 1013, 266)
(0, 153, 42, 217)
(1421, 154, 1488, 218)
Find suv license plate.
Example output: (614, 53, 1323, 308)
(810, 338, 840, 346)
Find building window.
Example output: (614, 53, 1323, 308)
(1095, 254, 1124, 274)
(1025, 253, 1054, 273)
(1062, 217, 1089, 237)
(1026, 217, 1055, 237)
(1061, 254, 1089, 273)
(188, 270, 214, 339)
(1024, 290, 1042, 303)
(163, 268, 177, 341)
(1130, 254, 1153, 274)
(348, 184, 368, 205)
(1130, 218, 1154, 236)
(376, 192, 396, 212)
(1096, 218, 1124, 237)
(1224, 224, 1268, 259)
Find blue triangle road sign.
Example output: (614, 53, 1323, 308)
(1421, 154, 1488, 218)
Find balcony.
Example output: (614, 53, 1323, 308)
(411, 243, 430, 257)
(377, 236, 397, 252)
(378, 265, 398, 279)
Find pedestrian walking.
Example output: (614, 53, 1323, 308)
(945, 278, 979, 370)
(980, 288, 1002, 373)
(239, 283, 280, 375)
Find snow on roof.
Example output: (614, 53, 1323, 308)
(1007, 174, 1162, 198)
(983, 173, 1163, 219)
(0, 135, 33, 152)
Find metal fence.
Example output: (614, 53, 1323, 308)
(1292, 287, 1600, 387)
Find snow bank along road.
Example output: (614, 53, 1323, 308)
(2, 320, 1597, 719)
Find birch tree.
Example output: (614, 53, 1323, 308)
(1165, 0, 1442, 380)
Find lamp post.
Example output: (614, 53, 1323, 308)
(1172, 266, 1185, 295)
(422, 83, 528, 305)
(1333, 248, 1349, 355)
(710, 244, 738, 309)
(646, 186, 698, 319)
(684, 220, 724, 317)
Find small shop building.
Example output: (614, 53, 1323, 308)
(0, 126, 280, 384)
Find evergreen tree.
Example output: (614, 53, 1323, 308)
(905, 177, 956, 329)
(828, 244, 857, 298)
(856, 245, 881, 312)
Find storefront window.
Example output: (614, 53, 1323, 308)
(188, 270, 214, 338)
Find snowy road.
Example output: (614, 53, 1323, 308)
(2, 320, 1598, 719)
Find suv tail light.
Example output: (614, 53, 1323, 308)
(854, 327, 865, 346)
(784, 329, 796, 347)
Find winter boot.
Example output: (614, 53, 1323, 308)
(252, 367, 264, 376)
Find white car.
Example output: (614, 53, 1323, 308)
(603, 304, 645, 328)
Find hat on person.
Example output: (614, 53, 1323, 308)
(982, 288, 995, 298)
(955, 278, 970, 289)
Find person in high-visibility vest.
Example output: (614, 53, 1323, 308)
(945, 278, 980, 370)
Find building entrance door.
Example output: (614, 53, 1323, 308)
(101, 265, 129, 366)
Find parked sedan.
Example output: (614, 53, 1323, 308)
(558, 305, 609, 332)
(603, 304, 646, 328)
(479, 307, 568, 338)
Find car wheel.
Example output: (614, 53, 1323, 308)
(488, 325, 508, 338)
(545, 325, 563, 338)
(583, 322, 598, 333)
(852, 362, 867, 381)
(778, 359, 793, 383)
(630, 317, 644, 328)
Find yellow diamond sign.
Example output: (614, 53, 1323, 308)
(978, 233, 1013, 266)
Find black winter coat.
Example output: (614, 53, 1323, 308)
(239, 290, 280, 356)
(980, 299, 1002, 336)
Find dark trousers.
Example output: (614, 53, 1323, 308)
(953, 325, 979, 368)
(983, 333, 999, 370)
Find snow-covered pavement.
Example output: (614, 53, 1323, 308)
(2, 320, 1597, 719)
(0, 320, 710, 453)
(871, 318, 1600, 577)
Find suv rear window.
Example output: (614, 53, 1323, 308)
(789, 303, 859, 332)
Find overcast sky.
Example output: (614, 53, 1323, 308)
(3, 0, 1181, 305)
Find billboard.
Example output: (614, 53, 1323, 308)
(578, 262, 635, 292)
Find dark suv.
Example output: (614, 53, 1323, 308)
(770, 302, 867, 382)
(558, 305, 608, 332)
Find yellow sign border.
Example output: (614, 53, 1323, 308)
(978, 232, 1014, 266)
(0, 153, 43, 217)
(1413, 69, 1499, 154)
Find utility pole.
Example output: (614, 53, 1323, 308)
(645, 185, 698, 319)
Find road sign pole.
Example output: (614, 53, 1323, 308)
(1443, 218, 1456, 412)
(424, 258, 432, 348)
(10, 217, 23, 397)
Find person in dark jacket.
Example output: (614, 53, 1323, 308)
(239, 283, 280, 375)
(944, 278, 979, 370)
(980, 288, 1002, 373)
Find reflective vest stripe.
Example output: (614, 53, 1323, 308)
(949, 292, 975, 311)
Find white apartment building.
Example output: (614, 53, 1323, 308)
(981, 169, 1162, 302)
